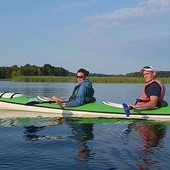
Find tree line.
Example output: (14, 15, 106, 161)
(126, 71, 170, 78)
(0, 64, 170, 79)
(0, 64, 72, 79)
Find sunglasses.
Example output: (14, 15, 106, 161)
(76, 75, 84, 79)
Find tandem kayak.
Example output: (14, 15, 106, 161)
(0, 92, 170, 121)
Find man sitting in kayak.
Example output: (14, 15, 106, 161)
(48, 68, 96, 107)
(130, 66, 167, 110)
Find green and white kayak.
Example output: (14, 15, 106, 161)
(0, 92, 170, 121)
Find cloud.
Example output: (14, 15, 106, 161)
(85, 0, 170, 31)
(144, 0, 170, 10)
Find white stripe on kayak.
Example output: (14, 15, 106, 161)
(103, 101, 124, 108)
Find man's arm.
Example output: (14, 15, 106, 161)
(130, 96, 159, 109)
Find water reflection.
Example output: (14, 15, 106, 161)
(125, 121, 167, 169)
(22, 118, 94, 167)
(23, 118, 66, 141)
(24, 125, 46, 141)
(67, 120, 94, 168)
(1, 116, 170, 169)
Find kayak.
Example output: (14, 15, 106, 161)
(0, 92, 170, 121)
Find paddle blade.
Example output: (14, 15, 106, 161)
(25, 100, 55, 106)
(25, 101, 43, 106)
(122, 103, 130, 117)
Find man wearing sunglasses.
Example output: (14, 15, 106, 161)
(130, 66, 167, 109)
(48, 68, 96, 107)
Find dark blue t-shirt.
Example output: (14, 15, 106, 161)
(145, 82, 161, 98)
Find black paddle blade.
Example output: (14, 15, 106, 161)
(25, 100, 55, 106)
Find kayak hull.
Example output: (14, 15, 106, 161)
(0, 101, 151, 120)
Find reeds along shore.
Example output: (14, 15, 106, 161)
(11, 76, 170, 84)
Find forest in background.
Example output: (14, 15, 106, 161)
(0, 64, 71, 79)
(0, 64, 170, 84)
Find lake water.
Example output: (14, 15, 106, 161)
(0, 81, 170, 170)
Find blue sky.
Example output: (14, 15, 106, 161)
(0, 0, 170, 74)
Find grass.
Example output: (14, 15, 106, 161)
(11, 76, 170, 84)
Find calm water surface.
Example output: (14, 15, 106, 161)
(0, 81, 170, 170)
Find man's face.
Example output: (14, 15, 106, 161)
(143, 71, 155, 83)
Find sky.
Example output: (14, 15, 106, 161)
(0, 0, 170, 75)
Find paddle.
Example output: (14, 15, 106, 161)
(122, 103, 131, 117)
(25, 100, 56, 106)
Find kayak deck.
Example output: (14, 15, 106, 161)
(1, 95, 170, 114)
